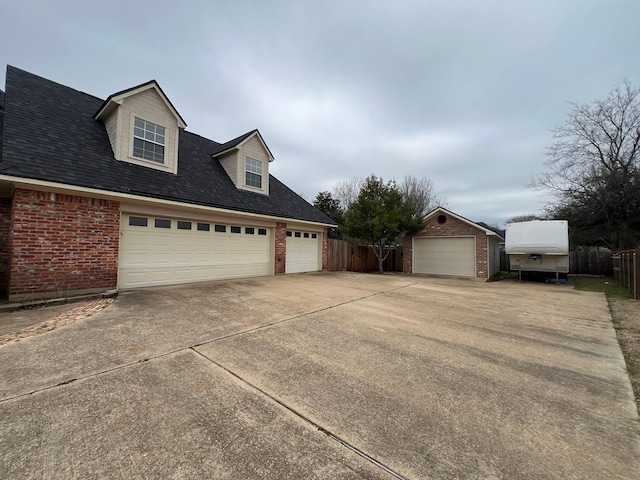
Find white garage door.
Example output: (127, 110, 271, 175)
(285, 230, 321, 274)
(413, 237, 475, 277)
(119, 214, 271, 288)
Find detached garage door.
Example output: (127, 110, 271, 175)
(413, 237, 475, 277)
(285, 230, 321, 274)
(119, 214, 271, 288)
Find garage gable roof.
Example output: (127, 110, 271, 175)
(0, 66, 334, 226)
(425, 207, 504, 239)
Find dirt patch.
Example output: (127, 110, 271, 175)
(0, 298, 114, 346)
(609, 298, 640, 410)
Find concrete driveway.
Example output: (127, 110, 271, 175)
(1, 273, 639, 479)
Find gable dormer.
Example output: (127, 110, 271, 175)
(94, 81, 186, 174)
(212, 130, 274, 195)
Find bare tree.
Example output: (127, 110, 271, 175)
(534, 80, 640, 250)
(506, 214, 544, 224)
(332, 177, 364, 210)
(399, 175, 448, 218)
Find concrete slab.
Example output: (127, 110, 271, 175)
(1, 273, 639, 479)
(196, 277, 640, 479)
(0, 349, 390, 479)
(0, 273, 415, 399)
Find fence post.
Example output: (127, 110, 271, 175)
(634, 252, 638, 300)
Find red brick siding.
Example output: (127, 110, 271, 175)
(403, 235, 412, 273)
(404, 212, 489, 278)
(274, 222, 287, 274)
(0, 197, 12, 291)
(9, 189, 120, 297)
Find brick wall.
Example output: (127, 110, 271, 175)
(274, 222, 287, 274)
(9, 189, 120, 299)
(404, 212, 489, 278)
(0, 197, 12, 291)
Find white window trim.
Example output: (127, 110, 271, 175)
(125, 113, 176, 173)
(244, 156, 263, 190)
(132, 116, 166, 164)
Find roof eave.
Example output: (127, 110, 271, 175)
(94, 81, 187, 129)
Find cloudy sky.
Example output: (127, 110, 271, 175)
(1, 1, 639, 226)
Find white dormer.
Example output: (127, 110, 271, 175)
(94, 81, 186, 174)
(213, 130, 274, 195)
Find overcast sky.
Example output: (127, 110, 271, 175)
(2, 1, 639, 226)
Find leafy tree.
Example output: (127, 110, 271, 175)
(313, 191, 345, 239)
(344, 175, 425, 272)
(535, 81, 640, 250)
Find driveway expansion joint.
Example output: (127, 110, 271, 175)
(190, 346, 409, 480)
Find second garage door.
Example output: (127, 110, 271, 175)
(285, 230, 321, 274)
(413, 237, 475, 277)
(119, 214, 272, 289)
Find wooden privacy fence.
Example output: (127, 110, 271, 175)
(568, 246, 613, 276)
(327, 239, 403, 273)
(614, 250, 639, 300)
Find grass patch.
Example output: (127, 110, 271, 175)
(571, 276, 633, 299)
(574, 276, 639, 412)
(487, 271, 518, 282)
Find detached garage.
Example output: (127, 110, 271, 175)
(404, 208, 503, 280)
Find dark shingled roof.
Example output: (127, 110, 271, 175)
(0, 66, 333, 225)
(0, 89, 4, 159)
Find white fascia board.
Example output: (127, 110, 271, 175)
(0, 175, 334, 228)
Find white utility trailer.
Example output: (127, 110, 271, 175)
(505, 220, 569, 281)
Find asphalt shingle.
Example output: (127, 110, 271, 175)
(0, 66, 333, 225)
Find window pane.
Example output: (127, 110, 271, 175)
(214, 224, 226, 232)
(312, 233, 317, 238)
(258, 228, 267, 235)
(134, 117, 145, 128)
(197, 223, 210, 231)
(177, 221, 192, 230)
(129, 216, 148, 227)
(245, 227, 255, 234)
(231, 226, 241, 234)
(155, 219, 171, 228)
(304, 232, 309, 238)
(294, 232, 301, 237)
(286, 231, 292, 237)
(246, 171, 262, 188)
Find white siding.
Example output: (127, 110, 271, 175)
(104, 110, 118, 155)
(219, 151, 239, 185)
(118, 89, 180, 173)
(238, 135, 270, 195)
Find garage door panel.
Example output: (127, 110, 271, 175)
(119, 214, 272, 288)
(414, 237, 475, 277)
(286, 233, 321, 274)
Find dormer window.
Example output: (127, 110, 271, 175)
(245, 157, 263, 189)
(133, 117, 166, 164)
